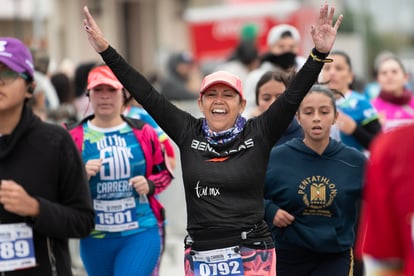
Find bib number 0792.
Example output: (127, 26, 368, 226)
(192, 246, 244, 276)
(199, 261, 241, 276)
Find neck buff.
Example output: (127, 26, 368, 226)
(202, 115, 247, 145)
(260, 52, 296, 70)
(378, 87, 413, 105)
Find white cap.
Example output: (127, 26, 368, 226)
(266, 24, 301, 47)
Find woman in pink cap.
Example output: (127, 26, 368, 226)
(83, 4, 342, 275)
(66, 65, 173, 276)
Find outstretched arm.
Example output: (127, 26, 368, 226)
(82, 5, 191, 144)
(311, 3, 343, 53)
(83, 6, 109, 53)
(263, 3, 343, 145)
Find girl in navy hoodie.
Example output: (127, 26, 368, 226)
(264, 85, 366, 276)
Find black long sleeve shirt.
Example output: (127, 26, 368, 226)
(101, 46, 326, 249)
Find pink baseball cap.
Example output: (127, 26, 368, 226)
(199, 71, 244, 99)
(87, 65, 123, 90)
(0, 37, 34, 79)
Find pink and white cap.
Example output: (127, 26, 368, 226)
(199, 71, 244, 99)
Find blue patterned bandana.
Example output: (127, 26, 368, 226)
(202, 115, 247, 145)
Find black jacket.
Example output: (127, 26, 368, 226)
(0, 106, 94, 276)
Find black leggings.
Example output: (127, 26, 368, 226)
(276, 248, 353, 276)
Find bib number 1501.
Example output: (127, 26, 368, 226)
(97, 211, 132, 225)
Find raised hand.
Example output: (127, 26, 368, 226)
(311, 3, 343, 53)
(83, 6, 109, 53)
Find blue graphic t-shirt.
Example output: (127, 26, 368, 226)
(126, 106, 169, 143)
(336, 90, 379, 151)
(82, 121, 157, 238)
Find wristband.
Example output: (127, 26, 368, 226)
(310, 51, 333, 63)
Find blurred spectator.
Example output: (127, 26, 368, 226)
(25, 86, 48, 121)
(371, 54, 414, 131)
(160, 51, 201, 100)
(31, 48, 60, 110)
(243, 24, 306, 117)
(357, 123, 414, 276)
(363, 51, 396, 101)
(49, 72, 78, 125)
(147, 71, 162, 91)
(216, 23, 259, 81)
(217, 39, 259, 82)
(73, 61, 96, 119)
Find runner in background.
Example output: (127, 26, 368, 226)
(321, 50, 382, 153)
(67, 65, 173, 276)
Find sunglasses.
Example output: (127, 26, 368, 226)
(0, 69, 29, 86)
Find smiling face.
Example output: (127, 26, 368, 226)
(198, 83, 246, 132)
(297, 91, 337, 144)
(376, 58, 408, 96)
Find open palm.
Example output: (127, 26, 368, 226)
(311, 3, 343, 53)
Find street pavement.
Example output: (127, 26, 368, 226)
(159, 231, 185, 275)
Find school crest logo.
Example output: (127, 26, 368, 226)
(298, 175, 337, 216)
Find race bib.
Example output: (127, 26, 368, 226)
(192, 246, 244, 276)
(0, 223, 36, 272)
(94, 197, 138, 232)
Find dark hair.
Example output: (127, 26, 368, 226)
(229, 40, 258, 66)
(24, 75, 34, 101)
(330, 50, 352, 71)
(255, 69, 293, 105)
(51, 72, 74, 104)
(298, 84, 344, 114)
(328, 50, 363, 91)
(280, 30, 294, 39)
(74, 62, 96, 98)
